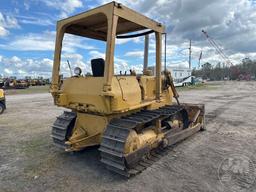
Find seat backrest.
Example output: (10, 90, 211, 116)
(91, 58, 105, 77)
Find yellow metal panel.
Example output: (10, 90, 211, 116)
(0, 89, 4, 98)
(56, 76, 142, 114)
(112, 76, 141, 108)
(110, 76, 143, 112)
(139, 76, 156, 100)
(57, 93, 68, 106)
(59, 77, 111, 113)
(67, 113, 109, 151)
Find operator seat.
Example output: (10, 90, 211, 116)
(91, 58, 105, 77)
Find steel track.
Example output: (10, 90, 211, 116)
(51, 111, 76, 148)
(99, 105, 188, 177)
(51, 106, 195, 177)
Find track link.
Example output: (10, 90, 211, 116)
(51, 111, 76, 149)
(99, 105, 187, 177)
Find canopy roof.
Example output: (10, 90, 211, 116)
(57, 1, 165, 41)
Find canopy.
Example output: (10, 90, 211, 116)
(57, 1, 165, 41)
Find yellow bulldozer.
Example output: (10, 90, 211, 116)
(3, 78, 29, 89)
(50, 2, 205, 177)
(0, 89, 6, 114)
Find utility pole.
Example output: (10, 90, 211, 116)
(198, 51, 202, 69)
(189, 40, 192, 69)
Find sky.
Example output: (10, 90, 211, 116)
(0, 0, 256, 78)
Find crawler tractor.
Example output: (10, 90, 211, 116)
(0, 89, 6, 114)
(50, 2, 205, 177)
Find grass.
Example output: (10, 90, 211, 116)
(5, 85, 50, 95)
(176, 83, 220, 91)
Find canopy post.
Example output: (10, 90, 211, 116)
(155, 32, 162, 100)
(103, 15, 119, 92)
(143, 34, 149, 74)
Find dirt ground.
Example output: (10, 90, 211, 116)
(1, 81, 256, 192)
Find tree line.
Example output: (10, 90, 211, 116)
(192, 58, 256, 80)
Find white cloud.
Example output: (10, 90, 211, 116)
(0, 31, 96, 52)
(0, 56, 53, 78)
(61, 53, 88, 75)
(24, 1, 30, 10)
(0, 26, 9, 36)
(97, 0, 256, 67)
(89, 50, 143, 73)
(89, 50, 105, 59)
(202, 51, 256, 66)
(42, 0, 83, 18)
(63, 34, 96, 52)
(0, 12, 19, 37)
(124, 51, 144, 58)
(1, 0, 256, 79)
(4, 68, 13, 75)
(116, 37, 142, 45)
(0, 31, 55, 51)
(17, 15, 54, 26)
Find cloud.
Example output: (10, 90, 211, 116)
(116, 37, 142, 45)
(57, 51, 139, 77)
(1, 0, 256, 79)
(61, 53, 89, 76)
(17, 15, 54, 26)
(0, 13, 19, 28)
(124, 51, 144, 58)
(0, 26, 9, 37)
(24, 1, 30, 10)
(42, 0, 83, 18)
(0, 31, 55, 51)
(4, 68, 13, 75)
(0, 31, 96, 52)
(0, 12, 19, 37)
(97, 0, 256, 67)
(0, 56, 53, 78)
(89, 50, 143, 73)
(201, 50, 256, 66)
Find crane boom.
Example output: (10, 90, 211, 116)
(202, 30, 233, 67)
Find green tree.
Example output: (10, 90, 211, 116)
(201, 62, 212, 79)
